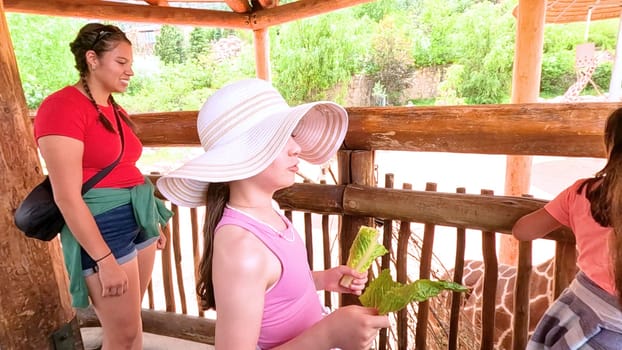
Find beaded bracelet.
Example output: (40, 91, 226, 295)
(95, 251, 112, 263)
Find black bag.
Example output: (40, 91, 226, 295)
(14, 107, 125, 241)
(14, 177, 65, 241)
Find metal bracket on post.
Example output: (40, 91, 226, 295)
(51, 315, 84, 350)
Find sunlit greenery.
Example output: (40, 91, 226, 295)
(7, 14, 87, 109)
(7, 1, 621, 110)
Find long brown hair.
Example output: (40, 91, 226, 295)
(579, 107, 622, 306)
(196, 183, 229, 310)
(69, 23, 135, 132)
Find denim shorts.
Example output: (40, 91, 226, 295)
(82, 203, 158, 276)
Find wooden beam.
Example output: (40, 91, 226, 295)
(257, 0, 278, 9)
(224, 0, 251, 13)
(344, 103, 619, 157)
(248, 0, 376, 29)
(77, 307, 215, 345)
(144, 0, 169, 5)
(272, 183, 576, 243)
(4, 0, 250, 29)
(0, 2, 75, 348)
(502, 0, 546, 264)
(118, 103, 622, 157)
(609, 11, 622, 101)
(253, 28, 270, 80)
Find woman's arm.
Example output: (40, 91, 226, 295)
(38, 135, 126, 296)
(512, 208, 562, 241)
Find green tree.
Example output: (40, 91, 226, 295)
(366, 15, 415, 105)
(451, 1, 516, 104)
(155, 25, 186, 64)
(411, 0, 460, 67)
(7, 14, 86, 109)
(188, 27, 211, 59)
(353, 0, 417, 22)
(271, 10, 373, 105)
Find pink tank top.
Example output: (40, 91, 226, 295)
(216, 206, 323, 349)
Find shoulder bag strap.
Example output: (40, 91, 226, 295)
(80, 106, 125, 195)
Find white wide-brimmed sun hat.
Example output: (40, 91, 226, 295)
(156, 78, 349, 208)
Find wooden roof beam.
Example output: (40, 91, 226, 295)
(4, 0, 250, 29)
(248, 0, 376, 29)
(225, 0, 251, 13)
(6, 0, 376, 29)
(144, 0, 169, 5)
(255, 0, 278, 9)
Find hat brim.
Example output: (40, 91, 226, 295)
(157, 101, 347, 208)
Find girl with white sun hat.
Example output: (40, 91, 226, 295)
(157, 78, 389, 349)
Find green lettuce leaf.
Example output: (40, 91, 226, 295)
(359, 269, 469, 315)
(340, 225, 389, 288)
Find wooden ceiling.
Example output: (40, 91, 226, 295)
(4, 0, 621, 28)
(544, 0, 621, 23)
(2, 0, 376, 29)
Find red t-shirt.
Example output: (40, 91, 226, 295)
(34, 86, 144, 188)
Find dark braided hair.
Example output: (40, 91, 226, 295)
(70, 23, 135, 132)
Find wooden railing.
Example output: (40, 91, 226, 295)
(78, 174, 575, 349)
(76, 101, 622, 349)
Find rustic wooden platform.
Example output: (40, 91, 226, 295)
(81, 328, 214, 350)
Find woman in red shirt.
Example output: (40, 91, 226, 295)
(34, 23, 171, 350)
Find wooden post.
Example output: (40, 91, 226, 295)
(502, 0, 545, 265)
(338, 150, 374, 306)
(608, 12, 622, 101)
(253, 27, 271, 81)
(0, 3, 78, 348)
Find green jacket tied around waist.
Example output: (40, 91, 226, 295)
(60, 177, 173, 308)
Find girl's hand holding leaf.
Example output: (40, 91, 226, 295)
(315, 265, 368, 295)
(340, 225, 388, 288)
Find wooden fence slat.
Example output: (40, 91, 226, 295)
(396, 183, 412, 350)
(161, 220, 175, 312)
(512, 240, 532, 350)
(378, 173, 395, 350)
(320, 179, 333, 308)
(415, 182, 438, 350)
(147, 281, 155, 309)
(480, 189, 498, 350)
(449, 187, 467, 350)
(554, 242, 578, 298)
(172, 205, 187, 314)
(190, 207, 204, 317)
(303, 180, 314, 268)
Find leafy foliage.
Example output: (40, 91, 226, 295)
(365, 15, 415, 105)
(271, 11, 373, 105)
(353, 0, 417, 22)
(7, 14, 86, 109)
(7, 1, 621, 111)
(540, 51, 575, 96)
(188, 27, 236, 59)
(188, 28, 211, 59)
(155, 25, 186, 64)
(451, 1, 516, 104)
(360, 269, 468, 315)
